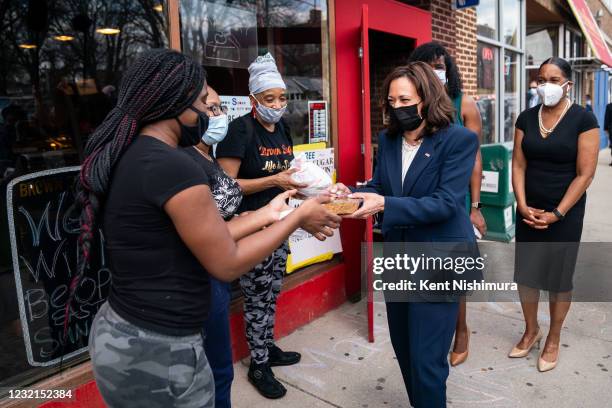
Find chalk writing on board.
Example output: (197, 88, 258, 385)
(7, 166, 110, 367)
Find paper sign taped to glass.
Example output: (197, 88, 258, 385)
(286, 144, 342, 273)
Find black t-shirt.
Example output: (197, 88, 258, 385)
(183, 147, 243, 220)
(604, 103, 612, 132)
(516, 103, 599, 209)
(215, 114, 294, 212)
(103, 136, 211, 336)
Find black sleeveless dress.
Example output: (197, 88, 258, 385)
(514, 103, 599, 292)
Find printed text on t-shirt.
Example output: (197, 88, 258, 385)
(259, 145, 293, 157)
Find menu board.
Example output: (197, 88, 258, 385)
(7, 167, 110, 366)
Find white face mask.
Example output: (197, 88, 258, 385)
(537, 81, 569, 107)
(434, 69, 447, 85)
(201, 114, 228, 145)
(251, 94, 286, 124)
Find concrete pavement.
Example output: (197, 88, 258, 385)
(231, 149, 612, 408)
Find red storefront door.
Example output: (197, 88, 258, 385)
(334, 0, 432, 341)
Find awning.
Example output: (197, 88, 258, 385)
(567, 0, 612, 67)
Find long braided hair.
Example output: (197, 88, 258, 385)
(66, 49, 205, 337)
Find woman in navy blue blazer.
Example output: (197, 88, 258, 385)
(330, 62, 479, 407)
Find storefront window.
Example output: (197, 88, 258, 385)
(503, 0, 520, 47)
(0, 0, 168, 394)
(476, 42, 497, 145)
(565, 29, 584, 60)
(477, 0, 525, 143)
(504, 51, 520, 142)
(526, 28, 558, 67)
(477, 0, 498, 40)
(180, 0, 330, 147)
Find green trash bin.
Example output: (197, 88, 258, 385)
(480, 142, 516, 242)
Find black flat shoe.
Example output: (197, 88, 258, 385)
(268, 344, 301, 367)
(248, 361, 287, 399)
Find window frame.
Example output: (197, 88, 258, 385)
(476, 0, 526, 144)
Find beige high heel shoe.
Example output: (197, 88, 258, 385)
(538, 345, 559, 372)
(450, 331, 470, 367)
(508, 329, 542, 358)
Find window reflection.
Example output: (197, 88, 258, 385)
(477, 0, 498, 40)
(180, 0, 329, 146)
(503, 0, 520, 47)
(476, 42, 497, 145)
(526, 28, 558, 67)
(504, 51, 520, 142)
(0, 0, 167, 181)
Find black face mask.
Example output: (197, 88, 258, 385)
(177, 106, 210, 147)
(390, 104, 423, 132)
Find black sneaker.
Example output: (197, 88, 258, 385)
(248, 361, 287, 399)
(268, 344, 301, 367)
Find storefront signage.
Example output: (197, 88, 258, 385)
(286, 144, 342, 273)
(455, 0, 479, 9)
(481, 170, 500, 193)
(567, 0, 612, 67)
(7, 167, 110, 366)
(220, 95, 252, 123)
(308, 100, 329, 144)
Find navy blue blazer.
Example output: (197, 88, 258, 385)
(357, 124, 479, 243)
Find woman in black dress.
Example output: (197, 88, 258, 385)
(511, 57, 600, 372)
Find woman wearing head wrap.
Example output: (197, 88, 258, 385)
(216, 53, 308, 399)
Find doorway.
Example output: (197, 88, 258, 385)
(367, 30, 414, 240)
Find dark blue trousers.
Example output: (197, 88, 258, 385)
(203, 277, 234, 408)
(385, 301, 459, 408)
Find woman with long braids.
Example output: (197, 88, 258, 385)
(75, 49, 341, 407)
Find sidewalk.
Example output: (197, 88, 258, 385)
(231, 149, 612, 408)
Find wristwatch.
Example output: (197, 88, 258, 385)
(471, 201, 482, 209)
(552, 208, 565, 220)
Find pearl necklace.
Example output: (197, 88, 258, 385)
(402, 138, 422, 151)
(538, 98, 571, 138)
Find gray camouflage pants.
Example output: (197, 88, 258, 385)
(240, 241, 289, 364)
(89, 302, 214, 408)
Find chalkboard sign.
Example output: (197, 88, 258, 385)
(7, 167, 110, 367)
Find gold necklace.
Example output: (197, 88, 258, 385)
(538, 99, 571, 138)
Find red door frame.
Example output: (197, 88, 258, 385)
(334, 0, 432, 306)
(360, 4, 375, 342)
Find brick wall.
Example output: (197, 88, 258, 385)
(401, 0, 457, 55)
(400, 1, 478, 96)
(455, 8, 478, 97)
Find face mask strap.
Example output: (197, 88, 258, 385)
(249, 93, 261, 106)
